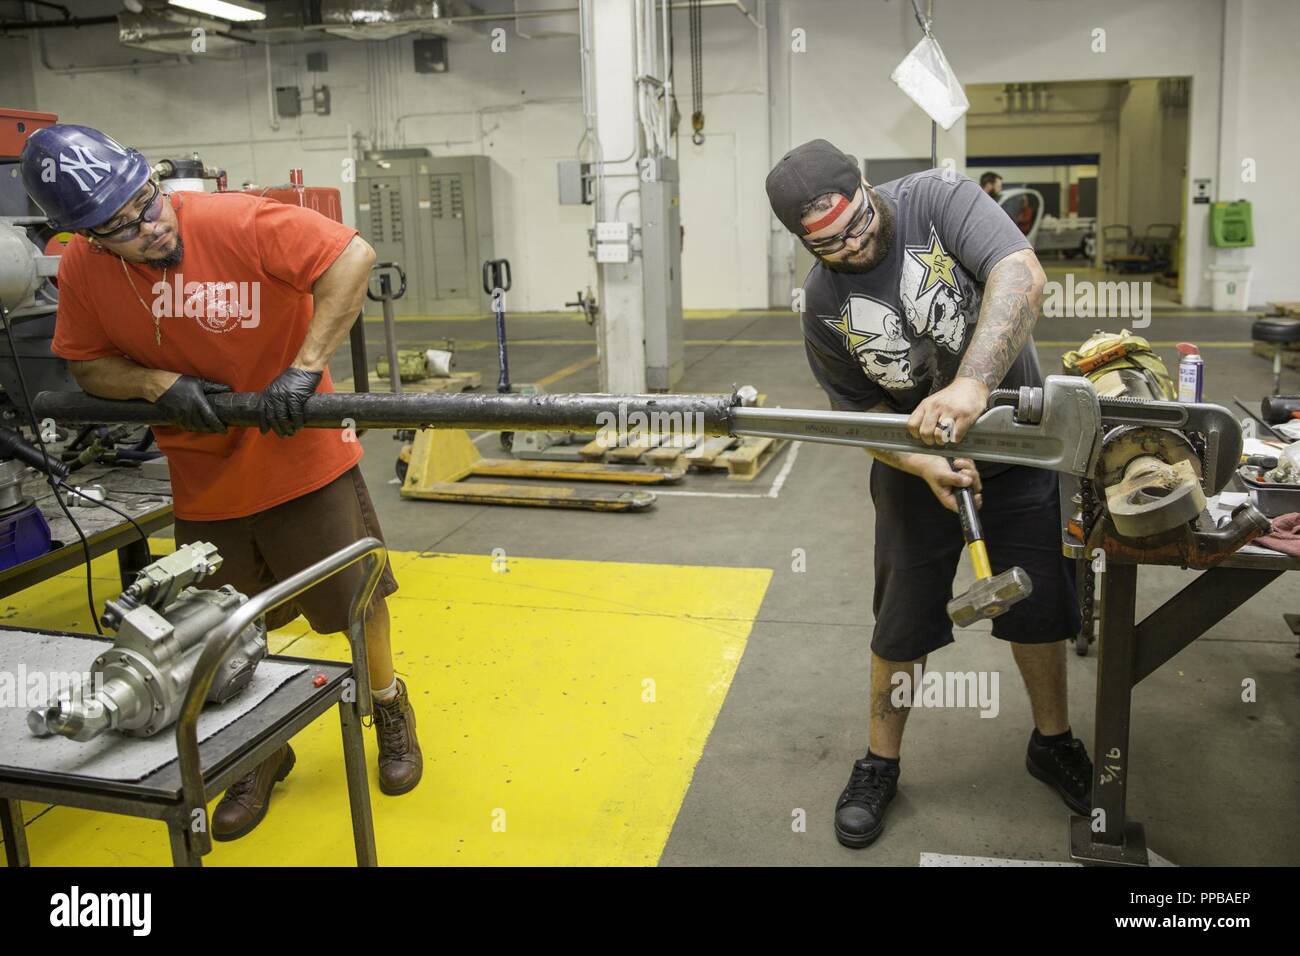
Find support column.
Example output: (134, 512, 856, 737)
(590, 0, 647, 393)
(765, 0, 793, 309)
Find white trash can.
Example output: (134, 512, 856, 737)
(1207, 264, 1252, 311)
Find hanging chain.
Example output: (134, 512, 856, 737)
(1078, 476, 1099, 644)
(689, 0, 704, 145)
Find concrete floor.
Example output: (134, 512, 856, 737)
(337, 300, 1300, 867)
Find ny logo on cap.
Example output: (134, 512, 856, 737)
(58, 141, 123, 192)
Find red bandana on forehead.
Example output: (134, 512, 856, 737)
(802, 195, 850, 235)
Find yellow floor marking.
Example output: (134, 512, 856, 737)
(6, 546, 770, 866)
(364, 309, 799, 324)
(534, 354, 600, 387)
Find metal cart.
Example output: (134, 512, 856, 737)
(0, 537, 386, 867)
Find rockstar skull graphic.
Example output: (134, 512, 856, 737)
(902, 225, 968, 354)
(823, 294, 915, 390)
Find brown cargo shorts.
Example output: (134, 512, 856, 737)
(172, 466, 399, 634)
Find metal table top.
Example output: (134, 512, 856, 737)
(0, 463, 173, 597)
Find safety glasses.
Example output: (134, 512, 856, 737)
(803, 192, 875, 256)
(88, 180, 164, 242)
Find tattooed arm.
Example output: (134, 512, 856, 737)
(906, 248, 1046, 446)
(865, 401, 984, 513)
(955, 248, 1046, 391)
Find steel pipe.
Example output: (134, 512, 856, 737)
(33, 389, 742, 435)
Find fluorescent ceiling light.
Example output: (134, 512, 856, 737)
(167, 0, 266, 21)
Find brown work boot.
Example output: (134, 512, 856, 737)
(211, 744, 296, 842)
(374, 679, 422, 795)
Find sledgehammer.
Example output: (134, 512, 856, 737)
(945, 460, 1032, 627)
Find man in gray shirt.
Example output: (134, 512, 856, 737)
(766, 140, 1088, 850)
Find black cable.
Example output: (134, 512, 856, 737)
(668, 0, 679, 147)
(689, 0, 704, 145)
(0, 298, 104, 634)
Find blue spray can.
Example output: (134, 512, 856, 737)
(1177, 343, 1203, 403)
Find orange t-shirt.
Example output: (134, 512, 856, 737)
(51, 190, 363, 521)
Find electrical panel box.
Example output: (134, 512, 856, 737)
(640, 158, 683, 390)
(355, 154, 493, 316)
(275, 86, 301, 118)
(558, 160, 591, 204)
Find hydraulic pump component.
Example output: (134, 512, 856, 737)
(28, 541, 267, 742)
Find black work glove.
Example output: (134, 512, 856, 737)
(258, 367, 322, 437)
(154, 375, 231, 433)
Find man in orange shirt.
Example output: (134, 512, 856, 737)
(21, 124, 422, 841)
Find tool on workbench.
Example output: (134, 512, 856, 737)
(1234, 395, 1285, 440)
(27, 542, 267, 742)
(945, 459, 1032, 627)
(1258, 394, 1300, 425)
(367, 262, 407, 396)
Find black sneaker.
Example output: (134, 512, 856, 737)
(1026, 732, 1093, 814)
(834, 757, 899, 849)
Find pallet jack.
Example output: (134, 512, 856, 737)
(392, 258, 680, 512)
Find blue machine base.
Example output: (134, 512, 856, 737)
(0, 503, 53, 570)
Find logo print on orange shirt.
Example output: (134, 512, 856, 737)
(149, 274, 261, 334)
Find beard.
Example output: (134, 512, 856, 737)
(823, 187, 894, 274)
(150, 236, 184, 270)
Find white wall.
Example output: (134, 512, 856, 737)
(1219, 0, 1299, 304)
(6, 0, 1298, 310)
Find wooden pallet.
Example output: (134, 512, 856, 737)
(579, 429, 697, 463)
(715, 436, 786, 481)
(684, 436, 738, 468)
(333, 370, 481, 394)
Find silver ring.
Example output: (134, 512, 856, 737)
(937, 418, 955, 442)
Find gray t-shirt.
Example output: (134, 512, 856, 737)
(801, 170, 1040, 416)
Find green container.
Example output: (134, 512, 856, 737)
(1210, 200, 1253, 247)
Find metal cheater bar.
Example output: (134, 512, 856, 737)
(34, 375, 1108, 477)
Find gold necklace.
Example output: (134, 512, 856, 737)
(121, 256, 167, 345)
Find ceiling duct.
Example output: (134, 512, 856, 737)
(318, 0, 479, 41)
(119, 7, 252, 53)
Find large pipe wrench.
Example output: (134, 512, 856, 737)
(37, 375, 1244, 485)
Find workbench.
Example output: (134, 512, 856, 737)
(0, 463, 172, 599)
(1060, 476, 1299, 865)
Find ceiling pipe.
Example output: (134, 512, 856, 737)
(0, 14, 116, 33)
